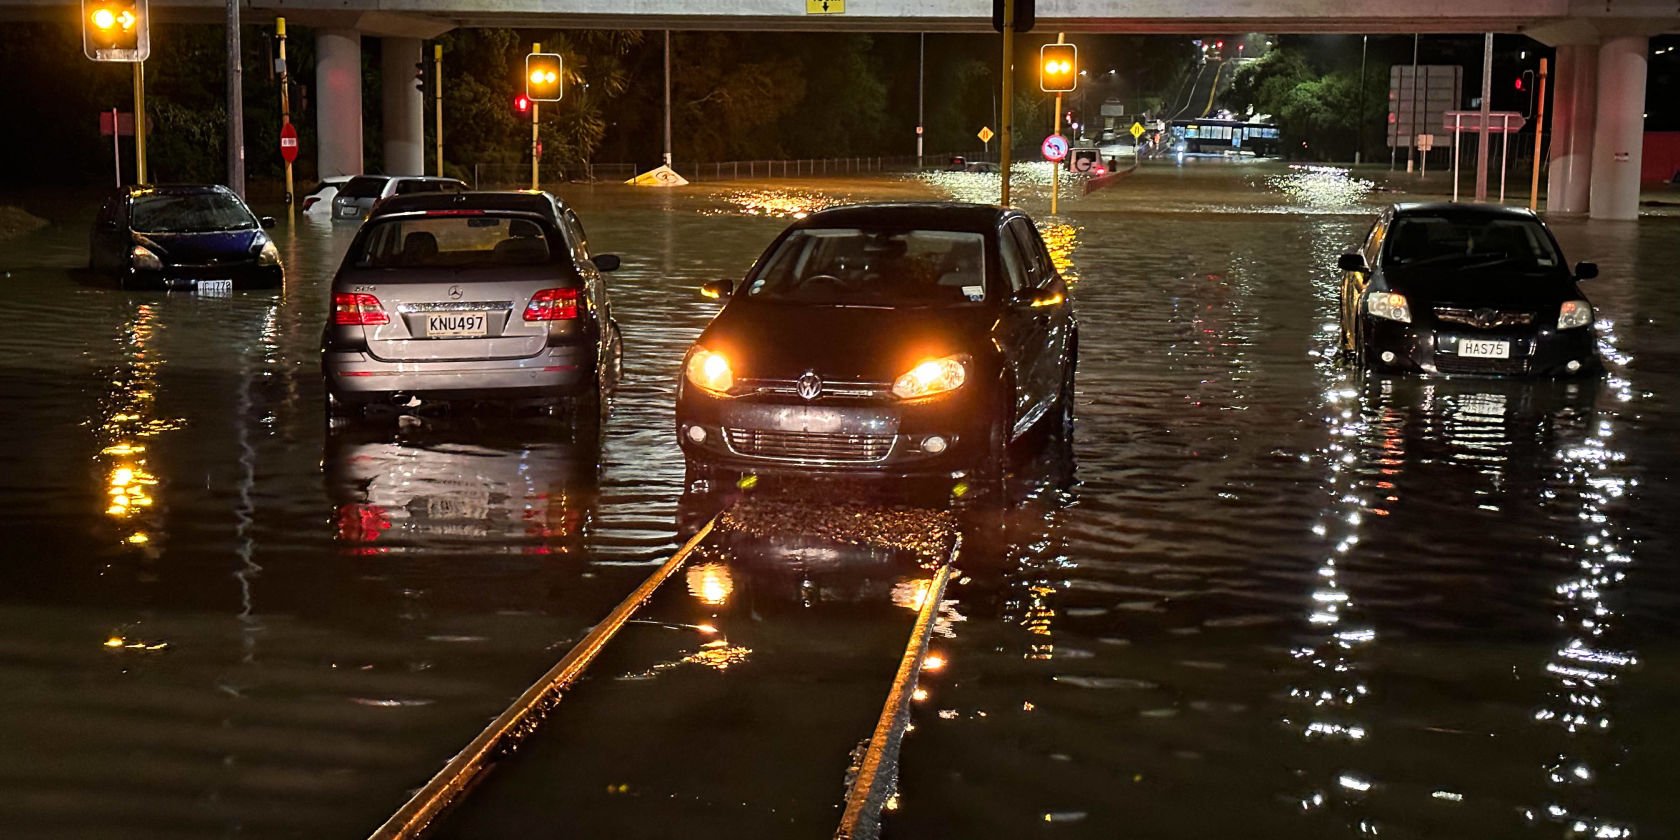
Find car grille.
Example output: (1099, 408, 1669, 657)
(1435, 355, 1532, 375)
(737, 378, 890, 399)
(1434, 307, 1535, 329)
(724, 428, 894, 463)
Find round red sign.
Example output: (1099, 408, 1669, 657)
(279, 122, 299, 164)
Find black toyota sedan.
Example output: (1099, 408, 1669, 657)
(676, 203, 1077, 483)
(90, 184, 282, 291)
(1337, 203, 1600, 377)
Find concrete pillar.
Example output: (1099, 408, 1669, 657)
(381, 37, 425, 176)
(1545, 44, 1596, 215)
(315, 29, 363, 178)
(1589, 36, 1648, 221)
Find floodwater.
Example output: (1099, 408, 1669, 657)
(1, 162, 1678, 839)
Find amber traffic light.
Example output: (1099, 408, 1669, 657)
(82, 0, 148, 62)
(526, 52, 562, 102)
(1040, 43, 1077, 93)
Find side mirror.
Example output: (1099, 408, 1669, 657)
(1338, 252, 1367, 272)
(592, 254, 621, 272)
(1014, 285, 1065, 309)
(259, 216, 277, 229)
(1575, 261, 1598, 280)
(700, 279, 733, 300)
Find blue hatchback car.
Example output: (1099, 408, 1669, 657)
(90, 184, 283, 291)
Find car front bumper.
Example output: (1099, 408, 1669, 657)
(324, 344, 593, 403)
(1362, 317, 1601, 377)
(675, 385, 989, 478)
(124, 263, 283, 291)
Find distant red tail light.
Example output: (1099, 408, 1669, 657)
(301, 196, 319, 211)
(333, 292, 389, 326)
(524, 287, 580, 321)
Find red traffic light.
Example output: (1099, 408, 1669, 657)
(1514, 76, 1525, 91)
(513, 93, 532, 115)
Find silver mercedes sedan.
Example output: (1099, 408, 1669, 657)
(320, 191, 622, 423)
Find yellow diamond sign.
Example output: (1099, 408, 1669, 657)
(977, 126, 995, 143)
(806, 0, 844, 13)
(1129, 122, 1145, 140)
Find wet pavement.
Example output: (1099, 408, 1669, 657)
(2, 162, 1679, 838)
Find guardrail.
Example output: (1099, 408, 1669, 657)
(469, 154, 974, 188)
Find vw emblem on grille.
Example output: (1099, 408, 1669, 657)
(1473, 308, 1498, 328)
(795, 371, 823, 400)
(448, 285, 464, 300)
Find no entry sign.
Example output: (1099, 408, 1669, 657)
(1041, 133, 1069, 162)
(279, 122, 299, 164)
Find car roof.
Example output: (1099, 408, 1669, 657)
(1391, 201, 1541, 221)
(370, 190, 564, 218)
(122, 184, 237, 198)
(792, 202, 1016, 234)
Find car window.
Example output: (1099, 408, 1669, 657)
(340, 176, 389, 199)
(1382, 215, 1561, 270)
(997, 227, 1030, 294)
(1006, 219, 1049, 287)
(563, 210, 590, 258)
(131, 192, 257, 233)
(1020, 220, 1057, 288)
(745, 228, 988, 306)
(350, 214, 570, 270)
(394, 179, 443, 196)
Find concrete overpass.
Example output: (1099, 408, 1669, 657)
(6, 0, 1676, 217)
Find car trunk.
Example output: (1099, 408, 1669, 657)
(356, 266, 574, 362)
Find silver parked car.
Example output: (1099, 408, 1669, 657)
(320, 191, 622, 422)
(330, 174, 468, 223)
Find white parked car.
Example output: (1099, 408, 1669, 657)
(300, 177, 351, 216)
(331, 175, 469, 223)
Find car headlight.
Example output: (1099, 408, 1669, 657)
(685, 347, 734, 395)
(130, 244, 162, 271)
(1558, 299, 1593, 329)
(1365, 291, 1412, 324)
(892, 355, 967, 400)
(256, 239, 281, 267)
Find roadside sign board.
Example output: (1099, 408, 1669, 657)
(977, 126, 994, 144)
(1041, 133, 1069, 162)
(1129, 122, 1145, 140)
(99, 110, 135, 137)
(806, 0, 844, 13)
(279, 122, 299, 163)
(1416, 133, 1434, 151)
(1388, 65, 1463, 148)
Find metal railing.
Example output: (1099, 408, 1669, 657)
(469, 154, 966, 188)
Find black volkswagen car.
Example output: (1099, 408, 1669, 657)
(676, 203, 1077, 483)
(1338, 203, 1600, 377)
(90, 184, 282, 291)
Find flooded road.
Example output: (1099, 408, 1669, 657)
(1, 163, 1678, 838)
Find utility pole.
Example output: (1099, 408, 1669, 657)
(434, 44, 444, 177)
(1356, 35, 1367, 165)
(1475, 32, 1492, 201)
(917, 33, 925, 169)
(999, 0, 1014, 206)
(531, 40, 540, 191)
(663, 31, 672, 169)
(277, 17, 292, 216)
(226, 0, 244, 196)
(1529, 58, 1547, 211)
(132, 61, 147, 183)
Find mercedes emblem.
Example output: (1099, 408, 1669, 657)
(795, 371, 823, 400)
(448, 285, 464, 300)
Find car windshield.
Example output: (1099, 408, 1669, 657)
(744, 228, 988, 306)
(131, 192, 256, 233)
(350, 214, 564, 269)
(340, 176, 390, 199)
(1383, 215, 1562, 270)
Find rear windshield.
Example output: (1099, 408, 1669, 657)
(131, 192, 255, 233)
(745, 228, 989, 306)
(340, 176, 390, 199)
(350, 214, 566, 269)
(394, 179, 465, 196)
(1383, 215, 1561, 270)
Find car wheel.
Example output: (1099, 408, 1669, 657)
(974, 384, 1013, 490)
(604, 319, 624, 391)
(322, 377, 355, 431)
(1054, 336, 1078, 440)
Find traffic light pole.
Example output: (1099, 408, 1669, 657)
(131, 60, 147, 183)
(530, 41, 540, 191)
(1050, 31, 1064, 216)
(434, 44, 444, 177)
(226, 0, 245, 197)
(999, 0, 1014, 206)
(1529, 58, 1547, 211)
(277, 17, 293, 217)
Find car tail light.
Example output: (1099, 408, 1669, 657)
(333, 292, 389, 326)
(524, 287, 580, 321)
(301, 196, 319, 211)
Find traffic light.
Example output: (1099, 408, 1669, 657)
(1040, 43, 1077, 93)
(414, 62, 426, 95)
(513, 93, 532, 116)
(82, 0, 148, 62)
(1514, 75, 1525, 91)
(526, 52, 562, 102)
(991, 0, 1035, 33)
